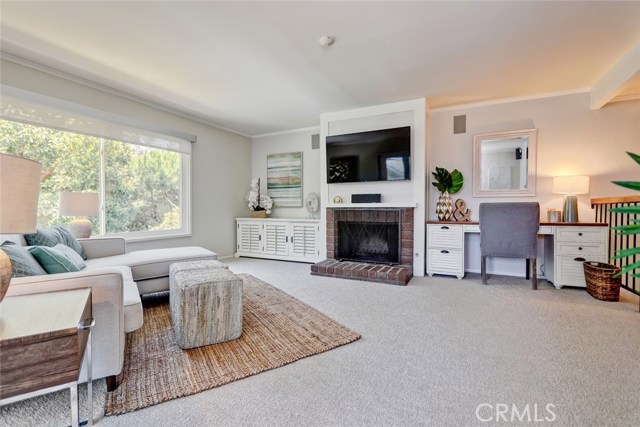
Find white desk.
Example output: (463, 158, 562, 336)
(426, 221, 608, 288)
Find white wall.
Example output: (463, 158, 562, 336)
(251, 128, 320, 219)
(1, 59, 252, 257)
(430, 93, 640, 221)
(429, 92, 640, 275)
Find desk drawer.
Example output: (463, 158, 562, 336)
(556, 242, 606, 257)
(427, 224, 463, 249)
(464, 224, 480, 233)
(556, 256, 588, 287)
(556, 227, 606, 243)
(427, 248, 463, 274)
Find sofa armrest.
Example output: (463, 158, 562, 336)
(79, 237, 126, 259)
(7, 269, 126, 381)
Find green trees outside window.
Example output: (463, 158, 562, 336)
(0, 119, 183, 236)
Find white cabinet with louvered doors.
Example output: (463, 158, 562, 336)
(290, 222, 319, 260)
(235, 218, 321, 263)
(264, 222, 290, 257)
(237, 221, 262, 254)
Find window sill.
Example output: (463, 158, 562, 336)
(103, 231, 192, 243)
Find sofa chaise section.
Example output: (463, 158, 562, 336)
(83, 243, 218, 294)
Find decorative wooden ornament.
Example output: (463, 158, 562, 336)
(453, 199, 471, 222)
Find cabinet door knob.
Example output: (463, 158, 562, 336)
(441, 250, 450, 254)
(574, 257, 586, 262)
(578, 232, 583, 236)
(441, 226, 449, 230)
(578, 247, 583, 250)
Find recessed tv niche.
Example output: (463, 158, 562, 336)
(326, 126, 411, 184)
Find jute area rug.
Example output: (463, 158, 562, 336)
(105, 274, 361, 415)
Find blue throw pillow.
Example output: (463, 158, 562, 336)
(28, 246, 80, 274)
(0, 241, 47, 277)
(53, 244, 86, 270)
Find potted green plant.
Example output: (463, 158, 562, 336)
(431, 166, 463, 221)
(611, 152, 640, 277)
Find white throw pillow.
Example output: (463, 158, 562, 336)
(54, 243, 87, 270)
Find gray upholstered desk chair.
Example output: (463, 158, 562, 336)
(479, 202, 540, 289)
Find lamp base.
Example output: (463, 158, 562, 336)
(0, 249, 12, 303)
(68, 218, 93, 238)
(562, 195, 579, 223)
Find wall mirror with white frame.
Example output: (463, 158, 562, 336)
(472, 128, 537, 197)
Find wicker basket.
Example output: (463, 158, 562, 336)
(583, 261, 621, 302)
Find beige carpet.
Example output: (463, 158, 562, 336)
(104, 274, 361, 416)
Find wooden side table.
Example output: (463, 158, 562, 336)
(0, 288, 94, 427)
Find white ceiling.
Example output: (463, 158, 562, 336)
(1, 1, 639, 136)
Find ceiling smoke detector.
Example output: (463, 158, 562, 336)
(318, 35, 335, 47)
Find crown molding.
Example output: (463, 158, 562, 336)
(429, 88, 591, 113)
(252, 125, 320, 139)
(610, 92, 640, 104)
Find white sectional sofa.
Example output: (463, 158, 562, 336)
(4, 235, 217, 390)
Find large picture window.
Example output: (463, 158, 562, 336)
(0, 119, 191, 240)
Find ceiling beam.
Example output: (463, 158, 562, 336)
(590, 41, 640, 109)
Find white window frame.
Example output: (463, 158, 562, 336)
(97, 139, 192, 242)
(1, 86, 194, 242)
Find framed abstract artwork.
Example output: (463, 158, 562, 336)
(267, 152, 303, 207)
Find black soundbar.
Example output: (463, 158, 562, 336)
(351, 194, 381, 203)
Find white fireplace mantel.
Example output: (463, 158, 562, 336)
(327, 202, 418, 209)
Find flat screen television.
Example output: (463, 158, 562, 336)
(326, 126, 411, 184)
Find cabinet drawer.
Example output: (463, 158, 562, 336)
(427, 225, 463, 249)
(556, 256, 588, 287)
(427, 248, 463, 273)
(555, 227, 606, 243)
(464, 224, 480, 233)
(555, 242, 606, 257)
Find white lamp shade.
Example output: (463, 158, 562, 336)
(59, 191, 99, 216)
(552, 175, 590, 195)
(0, 153, 41, 233)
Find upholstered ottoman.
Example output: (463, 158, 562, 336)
(169, 259, 228, 280)
(169, 262, 242, 349)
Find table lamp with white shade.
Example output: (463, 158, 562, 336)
(59, 191, 99, 238)
(0, 153, 41, 302)
(553, 175, 590, 223)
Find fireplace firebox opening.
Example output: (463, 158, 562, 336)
(337, 221, 400, 264)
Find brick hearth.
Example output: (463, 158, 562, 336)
(311, 207, 414, 285)
(311, 259, 412, 286)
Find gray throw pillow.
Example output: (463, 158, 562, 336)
(24, 227, 64, 247)
(0, 241, 47, 277)
(23, 226, 87, 260)
(53, 225, 86, 260)
(54, 244, 87, 270)
(28, 246, 80, 275)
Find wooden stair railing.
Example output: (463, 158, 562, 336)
(591, 195, 640, 298)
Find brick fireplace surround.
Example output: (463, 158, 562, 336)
(311, 207, 414, 286)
